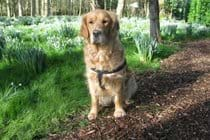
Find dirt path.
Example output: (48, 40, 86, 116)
(49, 39, 210, 140)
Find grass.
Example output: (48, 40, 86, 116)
(0, 39, 178, 140)
(0, 16, 201, 139)
(0, 48, 89, 139)
(123, 39, 179, 73)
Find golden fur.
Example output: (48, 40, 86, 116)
(80, 9, 137, 120)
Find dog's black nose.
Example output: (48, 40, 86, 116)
(93, 30, 102, 37)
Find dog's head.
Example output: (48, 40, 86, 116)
(80, 9, 119, 45)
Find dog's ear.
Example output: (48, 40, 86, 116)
(108, 11, 119, 36)
(80, 14, 89, 39)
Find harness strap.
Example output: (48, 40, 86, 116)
(91, 60, 127, 89)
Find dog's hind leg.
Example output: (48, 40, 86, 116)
(124, 75, 137, 104)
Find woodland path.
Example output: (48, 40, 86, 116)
(49, 39, 210, 140)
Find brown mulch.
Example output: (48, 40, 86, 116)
(48, 39, 210, 140)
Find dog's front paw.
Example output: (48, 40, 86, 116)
(114, 109, 126, 118)
(88, 112, 97, 120)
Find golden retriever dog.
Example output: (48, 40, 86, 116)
(80, 9, 137, 120)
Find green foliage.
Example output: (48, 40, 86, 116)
(164, 0, 190, 20)
(2, 38, 46, 74)
(188, 0, 210, 26)
(6, 47, 46, 74)
(154, 43, 180, 59)
(0, 16, 88, 139)
(160, 21, 210, 41)
(45, 23, 81, 51)
(123, 40, 159, 72)
(186, 23, 193, 36)
(0, 30, 6, 59)
(0, 16, 7, 22)
(133, 33, 158, 63)
(0, 60, 89, 140)
(59, 23, 78, 38)
(16, 16, 34, 25)
(0, 48, 89, 140)
(161, 24, 177, 39)
(205, 9, 210, 26)
(4, 29, 22, 40)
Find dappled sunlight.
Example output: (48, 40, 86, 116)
(0, 0, 210, 139)
(55, 40, 210, 139)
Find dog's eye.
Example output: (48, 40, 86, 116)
(89, 21, 94, 24)
(102, 20, 108, 24)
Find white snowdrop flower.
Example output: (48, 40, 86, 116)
(11, 82, 14, 86)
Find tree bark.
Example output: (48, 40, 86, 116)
(57, 0, 62, 15)
(0, 0, 3, 16)
(42, 0, 50, 16)
(36, 0, 41, 16)
(12, 0, 18, 17)
(31, 0, 36, 16)
(68, 0, 71, 15)
(6, 0, 10, 17)
(79, 0, 82, 16)
(41, 0, 44, 16)
(46, 0, 50, 16)
(149, 0, 161, 42)
(18, 0, 23, 16)
(65, 0, 68, 15)
(144, 0, 149, 18)
(116, 0, 125, 18)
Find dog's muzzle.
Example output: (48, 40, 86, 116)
(93, 30, 102, 37)
(91, 29, 106, 44)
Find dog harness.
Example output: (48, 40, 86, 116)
(90, 59, 127, 89)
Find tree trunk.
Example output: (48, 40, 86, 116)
(59, 0, 62, 15)
(31, 0, 36, 16)
(109, 0, 112, 10)
(26, 0, 30, 16)
(6, 0, 10, 17)
(0, 0, 3, 16)
(104, 0, 107, 10)
(68, 0, 71, 15)
(13, 0, 18, 17)
(46, 0, 50, 16)
(79, 0, 82, 16)
(18, 0, 23, 16)
(149, 0, 161, 42)
(41, 0, 46, 16)
(144, 0, 149, 18)
(116, 0, 125, 18)
(65, 0, 68, 15)
(36, 0, 41, 16)
(41, 0, 44, 16)
(42, 0, 50, 16)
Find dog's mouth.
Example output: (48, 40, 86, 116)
(92, 36, 100, 44)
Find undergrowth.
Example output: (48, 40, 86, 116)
(0, 16, 193, 139)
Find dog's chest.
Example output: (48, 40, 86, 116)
(91, 49, 111, 63)
(87, 47, 113, 69)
